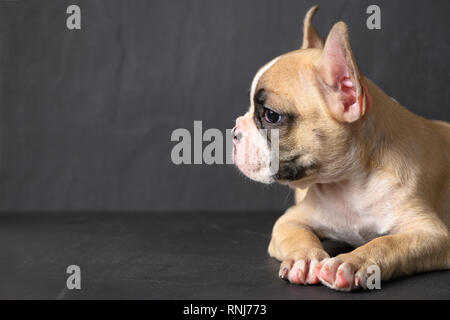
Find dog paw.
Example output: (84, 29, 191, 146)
(278, 248, 329, 285)
(314, 255, 374, 291)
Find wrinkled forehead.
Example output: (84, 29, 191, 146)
(249, 50, 321, 113)
(249, 57, 279, 109)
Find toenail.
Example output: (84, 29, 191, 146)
(279, 268, 289, 279)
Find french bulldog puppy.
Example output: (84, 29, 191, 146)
(233, 6, 450, 291)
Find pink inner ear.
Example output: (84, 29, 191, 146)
(324, 45, 357, 111)
(340, 76, 357, 112)
(320, 32, 363, 122)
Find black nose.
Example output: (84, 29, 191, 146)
(232, 127, 242, 142)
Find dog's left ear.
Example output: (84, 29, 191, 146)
(315, 22, 367, 123)
(301, 6, 324, 49)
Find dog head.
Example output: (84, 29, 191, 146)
(233, 6, 371, 188)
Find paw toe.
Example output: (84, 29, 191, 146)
(288, 260, 307, 284)
(279, 259, 293, 280)
(335, 263, 354, 290)
(306, 259, 320, 284)
(319, 258, 340, 286)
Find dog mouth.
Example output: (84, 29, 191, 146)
(274, 162, 317, 182)
(234, 145, 317, 182)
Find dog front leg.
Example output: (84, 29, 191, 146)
(314, 227, 450, 291)
(269, 206, 329, 285)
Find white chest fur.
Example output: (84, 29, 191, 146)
(309, 176, 398, 247)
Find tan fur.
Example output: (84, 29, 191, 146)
(301, 5, 324, 49)
(237, 6, 450, 290)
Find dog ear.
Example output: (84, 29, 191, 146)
(301, 5, 324, 49)
(315, 22, 367, 123)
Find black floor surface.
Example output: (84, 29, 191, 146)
(0, 211, 449, 299)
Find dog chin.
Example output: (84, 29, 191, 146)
(234, 145, 276, 184)
(238, 164, 319, 187)
(236, 164, 275, 184)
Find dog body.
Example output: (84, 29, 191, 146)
(233, 6, 450, 291)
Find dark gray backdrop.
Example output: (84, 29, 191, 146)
(0, 0, 449, 211)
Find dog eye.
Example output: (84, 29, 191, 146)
(263, 108, 281, 124)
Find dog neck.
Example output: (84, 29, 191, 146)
(351, 78, 421, 184)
